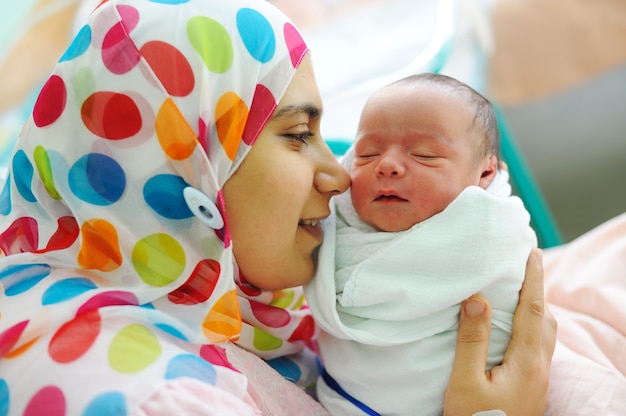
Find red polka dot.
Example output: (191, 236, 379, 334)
(236, 273, 261, 297)
(24, 386, 66, 416)
(168, 259, 221, 305)
(81, 92, 142, 140)
(242, 84, 276, 146)
(141, 41, 194, 97)
(250, 301, 290, 328)
(76, 291, 140, 316)
(34, 216, 79, 254)
(49, 310, 101, 363)
(32, 75, 67, 127)
(284, 23, 307, 68)
(0, 320, 29, 359)
(288, 314, 315, 342)
(0, 217, 38, 255)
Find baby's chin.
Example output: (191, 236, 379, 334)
(369, 216, 420, 232)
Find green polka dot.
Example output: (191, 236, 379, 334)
(187, 16, 233, 74)
(270, 289, 295, 309)
(293, 293, 306, 310)
(72, 67, 96, 108)
(108, 324, 161, 373)
(34, 146, 61, 200)
(132, 233, 185, 287)
(253, 327, 283, 351)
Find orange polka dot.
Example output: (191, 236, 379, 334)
(78, 219, 122, 271)
(5, 337, 38, 359)
(215, 92, 248, 161)
(202, 289, 241, 342)
(155, 98, 198, 160)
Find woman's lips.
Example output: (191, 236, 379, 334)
(299, 219, 323, 242)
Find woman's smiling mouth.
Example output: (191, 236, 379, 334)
(299, 219, 323, 241)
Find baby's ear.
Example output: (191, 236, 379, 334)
(478, 154, 498, 189)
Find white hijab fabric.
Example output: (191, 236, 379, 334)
(0, 0, 316, 413)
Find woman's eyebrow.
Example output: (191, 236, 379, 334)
(271, 104, 321, 121)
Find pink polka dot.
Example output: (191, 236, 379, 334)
(81, 92, 142, 140)
(250, 301, 290, 328)
(288, 314, 315, 342)
(33, 75, 67, 127)
(242, 84, 276, 146)
(198, 117, 209, 154)
(76, 291, 140, 316)
(215, 191, 230, 247)
(24, 385, 66, 416)
(0, 320, 29, 359)
(140, 41, 194, 97)
(200, 344, 237, 371)
(283, 23, 307, 68)
(101, 6, 141, 74)
(0, 217, 38, 255)
(168, 259, 221, 305)
(49, 310, 101, 363)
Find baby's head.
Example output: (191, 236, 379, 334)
(350, 73, 500, 232)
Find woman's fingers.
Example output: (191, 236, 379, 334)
(449, 295, 492, 384)
(444, 248, 556, 416)
(504, 249, 556, 371)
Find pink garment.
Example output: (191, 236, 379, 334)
(135, 343, 329, 416)
(544, 213, 626, 415)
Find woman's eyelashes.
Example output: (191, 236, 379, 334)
(285, 131, 314, 144)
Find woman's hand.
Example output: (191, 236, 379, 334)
(444, 249, 557, 416)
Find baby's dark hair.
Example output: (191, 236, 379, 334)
(389, 73, 500, 163)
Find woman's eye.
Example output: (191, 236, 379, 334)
(286, 131, 313, 144)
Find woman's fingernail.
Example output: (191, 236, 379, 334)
(464, 296, 486, 317)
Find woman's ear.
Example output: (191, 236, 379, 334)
(478, 154, 498, 189)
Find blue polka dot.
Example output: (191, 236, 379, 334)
(0, 264, 51, 296)
(143, 174, 193, 219)
(165, 354, 216, 384)
(148, 0, 189, 3)
(83, 391, 127, 416)
(60, 25, 92, 62)
(68, 153, 125, 205)
(155, 323, 188, 341)
(12, 150, 36, 203)
(237, 8, 276, 63)
(266, 357, 302, 383)
(42, 278, 98, 305)
(0, 175, 11, 215)
(0, 379, 8, 416)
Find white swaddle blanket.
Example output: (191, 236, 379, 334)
(305, 150, 537, 415)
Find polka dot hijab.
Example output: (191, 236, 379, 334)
(0, 0, 316, 413)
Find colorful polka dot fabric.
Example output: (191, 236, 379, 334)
(0, 0, 316, 414)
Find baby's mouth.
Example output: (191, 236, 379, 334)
(375, 194, 407, 202)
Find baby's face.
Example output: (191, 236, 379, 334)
(351, 85, 488, 232)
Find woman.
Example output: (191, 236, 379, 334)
(0, 0, 554, 414)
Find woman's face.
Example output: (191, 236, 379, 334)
(222, 54, 350, 291)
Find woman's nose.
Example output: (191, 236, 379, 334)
(315, 147, 351, 195)
(375, 152, 405, 177)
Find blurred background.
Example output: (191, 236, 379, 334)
(1, 0, 624, 244)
